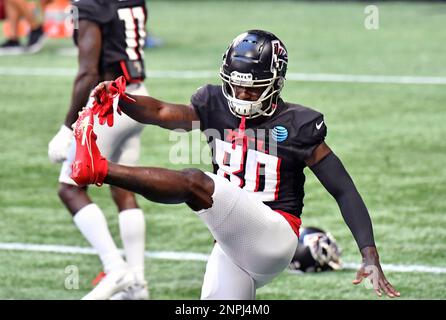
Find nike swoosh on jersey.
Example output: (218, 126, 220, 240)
(316, 121, 324, 130)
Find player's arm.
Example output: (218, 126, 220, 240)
(64, 20, 102, 127)
(93, 81, 200, 131)
(119, 94, 200, 131)
(306, 143, 400, 298)
(305, 143, 375, 250)
(48, 20, 102, 163)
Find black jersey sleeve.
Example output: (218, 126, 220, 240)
(294, 114, 327, 162)
(74, 0, 115, 24)
(190, 84, 213, 131)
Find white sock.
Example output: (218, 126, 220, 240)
(73, 203, 126, 273)
(119, 208, 146, 283)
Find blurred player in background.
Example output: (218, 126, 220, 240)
(75, 30, 400, 299)
(0, 0, 47, 54)
(47, 0, 149, 300)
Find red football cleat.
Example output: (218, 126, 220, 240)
(70, 108, 108, 186)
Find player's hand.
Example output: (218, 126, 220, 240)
(91, 76, 135, 127)
(48, 125, 73, 163)
(353, 246, 400, 298)
(92, 81, 113, 105)
(92, 80, 116, 126)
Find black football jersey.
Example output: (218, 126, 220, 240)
(191, 85, 327, 218)
(73, 0, 147, 81)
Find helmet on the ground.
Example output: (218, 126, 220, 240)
(289, 226, 342, 272)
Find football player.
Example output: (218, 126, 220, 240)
(47, 0, 149, 300)
(74, 30, 400, 299)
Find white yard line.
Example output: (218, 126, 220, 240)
(0, 242, 445, 274)
(0, 242, 209, 262)
(0, 67, 445, 85)
(285, 73, 446, 85)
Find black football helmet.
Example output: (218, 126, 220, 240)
(220, 30, 288, 119)
(289, 227, 342, 273)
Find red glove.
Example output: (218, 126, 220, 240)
(91, 76, 136, 127)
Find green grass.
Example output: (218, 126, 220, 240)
(0, 1, 445, 300)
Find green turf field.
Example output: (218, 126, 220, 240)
(0, 1, 445, 300)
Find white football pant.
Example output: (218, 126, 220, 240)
(196, 172, 298, 300)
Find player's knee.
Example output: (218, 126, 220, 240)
(181, 168, 214, 210)
(182, 168, 209, 193)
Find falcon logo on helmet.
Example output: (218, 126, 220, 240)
(220, 30, 288, 119)
(271, 40, 288, 73)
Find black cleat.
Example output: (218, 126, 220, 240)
(0, 39, 25, 55)
(26, 25, 46, 54)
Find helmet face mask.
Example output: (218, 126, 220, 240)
(303, 231, 342, 271)
(220, 72, 281, 118)
(220, 30, 288, 119)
